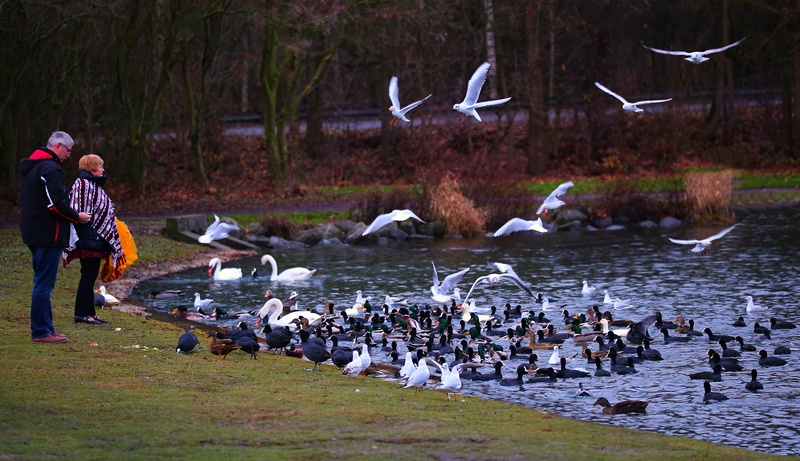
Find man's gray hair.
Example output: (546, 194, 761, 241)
(47, 131, 73, 148)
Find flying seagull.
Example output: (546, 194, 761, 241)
(668, 224, 737, 254)
(198, 213, 240, 244)
(453, 61, 511, 123)
(643, 37, 746, 64)
(362, 209, 425, 236)
(493, 217, 548, 237)
(463, 272, 536, 302)
(594, 82, 672, 113)
(388, 76, 431, 126)
(537, 181, 574, 216)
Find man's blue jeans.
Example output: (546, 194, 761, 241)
(29, 245, 63, 338)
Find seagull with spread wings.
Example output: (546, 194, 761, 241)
(453, 61, 511, 123)
(362, 209, 425, 236)
(430, 262, 470, 303)
(594, 82, 672, 113)
(463, 271, 536, 302)
(643, 37, 746, 64)
(388, 76, 431, 126)
(668, 224, 737, 254)
(537, 181, 575, 216)
(493, 217, 548, 237)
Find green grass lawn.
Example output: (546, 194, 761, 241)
(0, 224, 792, 460)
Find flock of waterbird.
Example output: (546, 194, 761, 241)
(171, 201, 794, 414)
(169, 36, 798, 416)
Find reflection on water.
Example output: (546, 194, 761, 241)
(133, 205, 800, 455)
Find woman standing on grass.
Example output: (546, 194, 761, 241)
(63, 155, 124, 324)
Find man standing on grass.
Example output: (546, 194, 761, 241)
(19, 131, 91, 343)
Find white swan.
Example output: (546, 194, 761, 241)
(260, 254, 316, 282)
(96, 286, 120, 305)
(255, 298, 322, 331)
(208, 258, 242, 281)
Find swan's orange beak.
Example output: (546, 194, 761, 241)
(255, 317, 262, 326)
(207, 267, 213, 277)
(171, 307, 179, 315)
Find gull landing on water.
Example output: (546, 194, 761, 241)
(643, 37, 746, 64)
(453, 61, 511, 123)
(388, 76, 431, 126)
(430, 262, 470, 303)
(668, 224, 737, 255)
(493, 217, 548, 237)
(594, 82, 672, 113)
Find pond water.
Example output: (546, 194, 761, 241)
(132, 205, 800, 456)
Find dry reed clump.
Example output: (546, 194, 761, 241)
(429, 175, 488, 237)
(684, 170, 734, 223)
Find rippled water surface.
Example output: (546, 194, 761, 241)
(133, 205, 800, 455)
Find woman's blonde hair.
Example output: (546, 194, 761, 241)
(78, 154, 104, 172)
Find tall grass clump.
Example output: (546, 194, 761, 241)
(428, 175, 487, 236)
(684, 169, 734, 223)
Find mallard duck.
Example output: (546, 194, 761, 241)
(172, 305, 208, 321)
(592, 397, 649, 414)
(149, 289, 185, 299)
(208, 332, 240, 360)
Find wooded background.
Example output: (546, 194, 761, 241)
(1, 0, 798, 197)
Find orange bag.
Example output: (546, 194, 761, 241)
(100, 218, 138, 282)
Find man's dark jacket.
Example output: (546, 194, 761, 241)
(19, 148, 80, 247)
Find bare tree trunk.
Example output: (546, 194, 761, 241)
(484, 0, 498, 99)
(526, 0, 547, 176)
(792, 5, 800, 157)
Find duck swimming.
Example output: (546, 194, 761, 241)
(593, 397, 649, 414)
